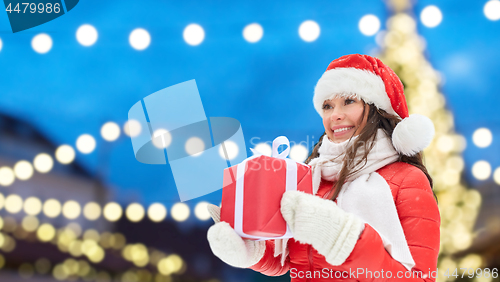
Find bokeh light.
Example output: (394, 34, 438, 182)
(68, 240, 83, 257)
(455, 135, 467, 152)
(127, 243, 149, 267)
(83, 229, 100, 242)
(2, 216, 16, 233)
(76, 134, 96, 154)
(420, 5, 443, 28)
(472, 160, 491, 180)
(103, 202, 122, 222)
(101, 122, 121, 141)
(66, 222, 82, 237)
(55, 145, 75, 164)
(76, 24, 98, 46)
(14, 160, 34, 180)
(484, 0, 500, 21)
(194, 202, 210, 221)
(37, 223, 56, 242)
(147, 203, 167, 222)
(33, 153, 54, 173)
(218, 140, 239, 160)
(62, 200, 81, 219)
(493, 167, 500, 185)
(21, 216, 39, 232)
(152, 129, 172, 149)
(243, 23, 264, 43)
(298, 20, 320, 42)
(359, 14, 381, 36)
(77, 260, 91, 276)
(171, 203, 190, 222)
(111, 233, 126, 250)
(0, 194, 4, 210)
(24, 197, 42, 215)
(437, 135, 454, 153)
(52, 264, 67, 280)
(290, 144, 308, 162)
(87, 245, 105, 263)
(253, 142, 272, 156)
(183, 24, 205, 46)
(126, 203, 145, 222)
(123, 119, 142, 137)
(83, 202, 101, 221)
(458, 254, 482, 269)
(157, 254, 183, 275)
(43, 199, 62, 218)
(5, 194, 23, 214)
(0, 167, 15, 186)
(0, 233, 15, 252)
(446, 156, 465, 172)
(472, 127, 493, 148)
(31, 33, 52, 54)
(124, 119, 142, 137)
(185, 137, 204, 157)
(129, 28, 151, 50)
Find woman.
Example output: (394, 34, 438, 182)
(207, 54, 440, 281)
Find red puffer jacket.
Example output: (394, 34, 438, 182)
(250, 162, 440, 281)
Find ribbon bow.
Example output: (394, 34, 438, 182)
(250, 136, 291, 159)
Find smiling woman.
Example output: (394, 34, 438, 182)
(207, 54, 441, 282)
(321, 97, 369, 144)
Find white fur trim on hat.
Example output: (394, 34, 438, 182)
(392, 114, 435, 156)
(314, 68, 398, 117)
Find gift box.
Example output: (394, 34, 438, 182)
(220, 136, 313, 240)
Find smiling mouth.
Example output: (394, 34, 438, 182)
(333, 126, 355, 133)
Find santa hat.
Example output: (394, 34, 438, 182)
(313, 54, 434, 156)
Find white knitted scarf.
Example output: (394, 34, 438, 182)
(308, 128, 399, 193)
(274, 129, 415, 270)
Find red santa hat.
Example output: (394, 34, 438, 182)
(313, 54, 434, 156)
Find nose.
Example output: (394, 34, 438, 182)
(329, 106, 345, 121)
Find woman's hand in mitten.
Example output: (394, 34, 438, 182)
(206, 204, 266, 268)
(280, 191, 364, 265)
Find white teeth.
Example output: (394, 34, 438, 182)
(333, 127, 353, 133)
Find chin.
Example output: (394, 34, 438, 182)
(327, 135, 345, 144)
(333, 138, 347, 144)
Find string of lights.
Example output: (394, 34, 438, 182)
(0, 214, 198, 282)
(0, 192, 215, 223)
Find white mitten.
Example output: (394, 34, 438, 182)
(206, 204, 266, 268)
(280, 191, 364, 265)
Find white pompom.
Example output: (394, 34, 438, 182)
(392, 114, 435, 156)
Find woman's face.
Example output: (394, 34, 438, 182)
(322, 96, 369, 143)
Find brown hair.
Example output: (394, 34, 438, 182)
(305, 102, 435, 201)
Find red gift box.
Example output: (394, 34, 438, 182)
(220, 154, 313, 240)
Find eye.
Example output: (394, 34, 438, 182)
(322, 103, 332, 110)
(345, 99, 355, 105)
